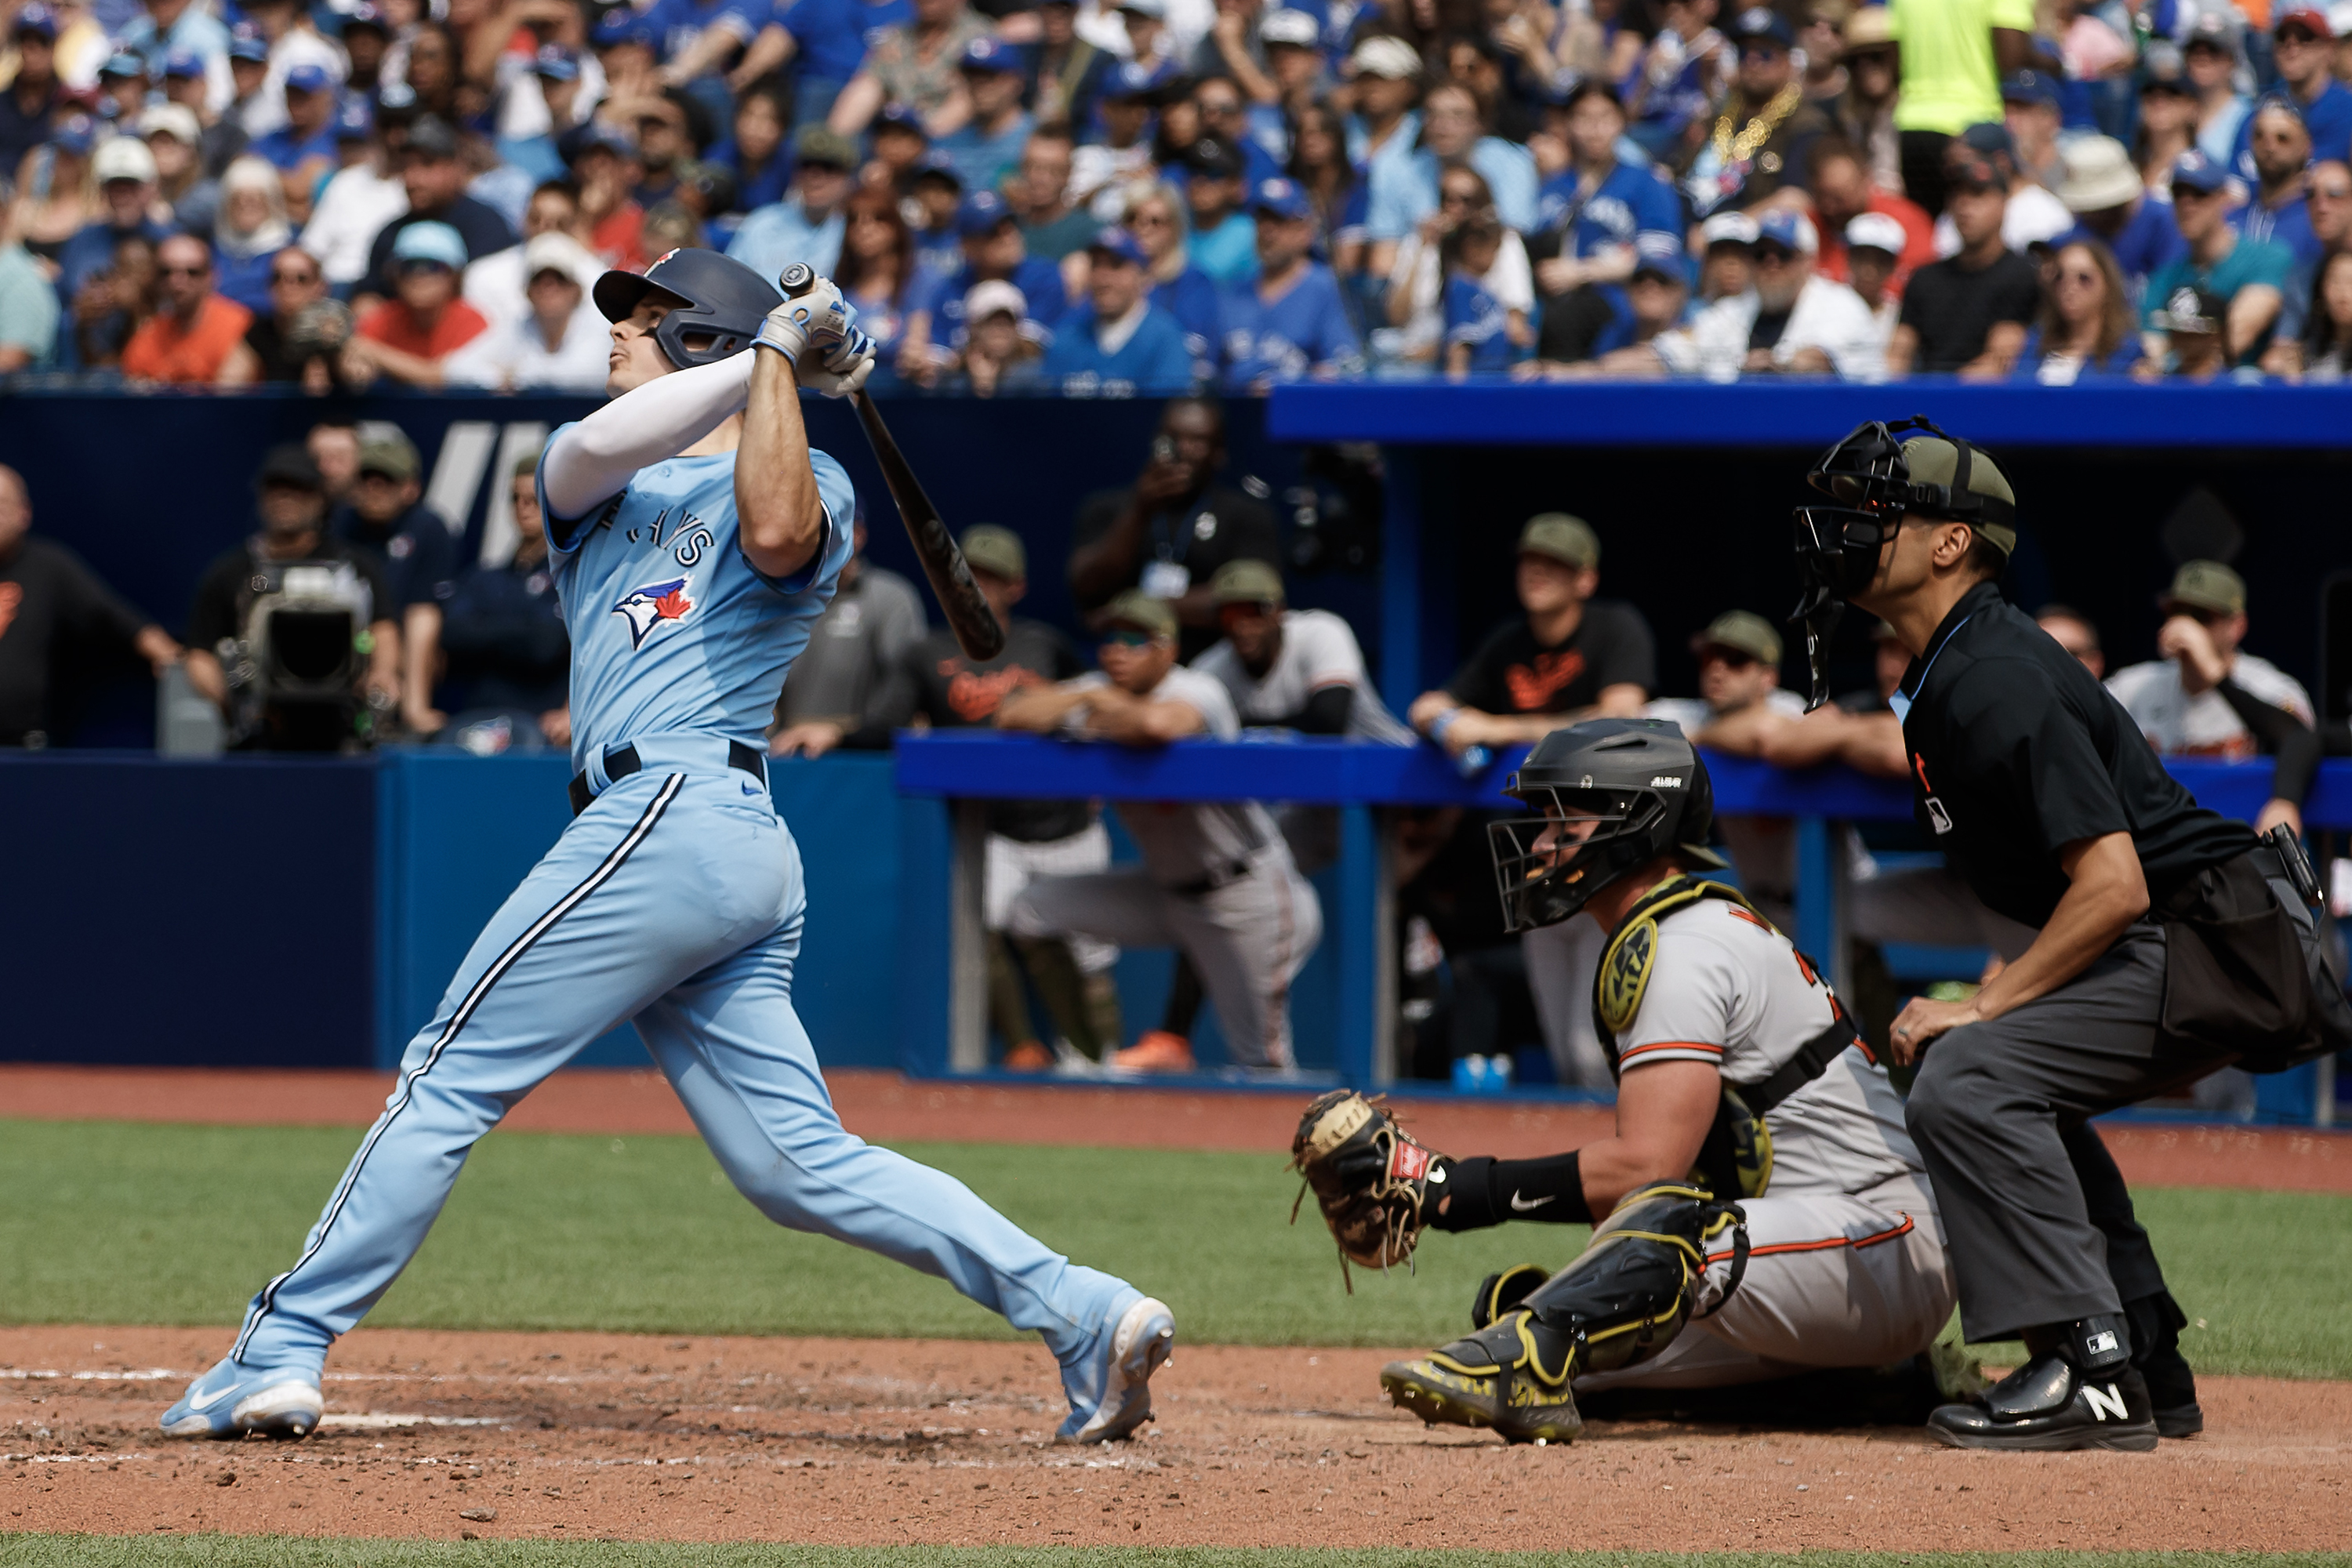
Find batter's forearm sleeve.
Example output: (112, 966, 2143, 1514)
(1429, 1151, 1592, 1232)
(543, 353, 757, 520)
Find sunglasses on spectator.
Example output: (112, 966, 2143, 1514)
(1100, 627, 1160, 648)
(1130, 209, 1174, 227)
(272, 266, 319, 284)
(2277, 26, 2325, 45)
(160, 263, 209, 276)
(1752, 242, 1795, 265)
(1738, 42, 1786, 60)
(1700, 648, 1759, 670)
(2054, 264, 2100, 286)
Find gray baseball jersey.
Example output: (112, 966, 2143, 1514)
(1192, 609, 1416, 745)
(1069, 664, 1285, 887)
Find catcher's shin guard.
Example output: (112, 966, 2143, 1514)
(1381, 1183, 1745, 1443)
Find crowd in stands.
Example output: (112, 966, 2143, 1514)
(7, 0, 2352, 386)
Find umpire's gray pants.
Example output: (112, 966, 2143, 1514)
(1904, 924, 2234, 1342)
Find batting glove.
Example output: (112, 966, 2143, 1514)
(798, 325, 878, 397)
(753, 275, 852, 366)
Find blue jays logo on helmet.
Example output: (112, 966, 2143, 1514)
(612, 576, 695, 648)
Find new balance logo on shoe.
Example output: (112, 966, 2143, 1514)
(1509, 1191, 1555, 1212)
(2082, 1382, 2131, 1422)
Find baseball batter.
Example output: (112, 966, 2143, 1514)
(161, 249, 1173, 1446)
(1295, 720, 1955, 1443)
(997, 590, 1323, 1074)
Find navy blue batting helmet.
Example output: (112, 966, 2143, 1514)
(593, 247, 781, 370)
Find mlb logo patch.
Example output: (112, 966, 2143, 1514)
(612, 575, 695, 648)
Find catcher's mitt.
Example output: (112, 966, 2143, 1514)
(1288, 1091, 1451, 1291)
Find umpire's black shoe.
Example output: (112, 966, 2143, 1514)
(2140, 1343, 2203, 1437)
(1927, 1357, 2158, 1452)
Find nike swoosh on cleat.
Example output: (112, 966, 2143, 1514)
(184, 1381, 238, 1412)
(1508, 1191, 1555, 1211)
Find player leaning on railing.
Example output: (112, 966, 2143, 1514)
(162, 248, 1174, 1449)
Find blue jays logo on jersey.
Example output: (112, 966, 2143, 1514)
(612, 575, 695, 648)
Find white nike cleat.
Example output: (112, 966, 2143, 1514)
(1058, 1294, 1176, 1444)
(160, 1356, 323, 1440)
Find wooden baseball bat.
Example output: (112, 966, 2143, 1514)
(778, 264, 1005, 662)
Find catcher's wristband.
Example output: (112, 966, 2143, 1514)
(1432, 1150, 1592, 1232)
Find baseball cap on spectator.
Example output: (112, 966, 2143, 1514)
(1631, 231, 1686, 279)
(2056, 136, 2143, 212)
(1755, 209, 1817, 254)
(2001, 69, 2060, 110)
(163, 49, 206, 80)
(358, 428, 422, 483)
(1089, 227, 1150, 266)
(681, 159, 737, 209)
(49, 114, 99, 155)
(960, 525, 1027, 580)
(1700, 209, 1759, 249)
(1729, 6, 1795, 47)
(1955, 121, 2020, 166)
(1350, 34, 1423, 79)
(2169, 148, 2230, 196)
(1187, 136, 1245, 180)
(1841, 5, 1893, 52)
(1844, 211, 1907, 256)
(334, 96, 375, 140)
(524, 231, 594, 284)
(2160, 560, 2245, 616)
(141, 103, 202, 146)
(1212, 558, 1287, 606)
(227, 25, 270, 62)
(594, 6, 658, 47)
(1116, 0, 1167, 16)
(535, 44, 582, 81)
(100, 50, 147, 80)
(2141, 39, 2189, 90)
(11, 4, 60, 40)
(376, 81, 420, 119)
(1250, 175, 1312, 220)
(559, 120, 637, 165)
(913, 149, 965, 188)
(957, 189, 1016, 237)
(2151, 283, 2226, 333)
(390, 220, 469, 270)
(2184, 10, 2241, 54)
(1260, 8, 1319, 46)
(875, 101, 926, 136)
(960, 34, 1021, 72)
(285, 62, 332, 95)
(343, 3, 391, 35)
(1944, 145, 2009, 193)
(1102, 589, 1178, 638)
(258, 443, 325, 491)
(793, 125, 858, 169)
(1518, 513, 1600, 570)
(1104, 58, 1178, 99)
(407, 114, 462, 159)
(1691, 610, 1782, 666)
(93, 136, 158, 184)
(964, 278, 1026, 321)
(2278, 2, 2336, 34)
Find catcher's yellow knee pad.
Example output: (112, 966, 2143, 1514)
(1512, 1181, 1746, 1379)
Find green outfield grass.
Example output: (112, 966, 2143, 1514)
(1, 1120, 2347, 1377)
(5, 1547, 2350, 1568)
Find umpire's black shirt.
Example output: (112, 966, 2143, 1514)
(1897, 580, 2253, 929)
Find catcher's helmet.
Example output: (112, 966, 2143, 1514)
(593, 246, 781, 370)
(1488, 719, 1727, 934)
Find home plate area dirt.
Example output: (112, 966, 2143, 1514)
(5, 1327, 2346, 1549)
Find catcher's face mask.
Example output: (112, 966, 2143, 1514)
(1488, 786, 1665, 933)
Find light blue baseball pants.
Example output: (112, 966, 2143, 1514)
(232, 761, 1128, 1373)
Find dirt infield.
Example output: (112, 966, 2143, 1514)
(3, 1325, 2343, 1549)
(4, 1064, 2348, 1192)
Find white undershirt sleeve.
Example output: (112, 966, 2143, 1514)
(540, 351, 759, 521)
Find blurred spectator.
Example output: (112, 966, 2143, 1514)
(1410, 514, 1655, 761)
(1181, 136, 1258, 286)
(2183, 13, 2251, 167)
(15, 118, 103, 283)
(96, 50, 154, 129)
(858, 523, 1123, 1073)
(2310, 157, 2352, 263)
(1190, 74, 1280, 188)
(308, 422, 361, 506)
(56, 137, 172, 308)
(345, 221, 490, 387)
(2107, 561, 2314, 768)
(1287, 100, 1362, 275)
(1441, 210, 1534, 376)
(1030, 0, 1112, 132)
(1886, 147, 2039, 376)
(1070, 60, 1168, 220)
(1124, 182, 1221, 380)
(2136, 42, 2198, 190)
(1885, 0, 2034, 216)
(331, 426, 457, 738)
(565, 123, 651, 271)
(727, 125, 858, 278)
(2245, 5, 2352, 171)
(1751, 616, 1909, 780)
(1067, 396, 1279, 659)
(434, 451, 569, 754)
(1617, 209, 1883, 379)
(363, 116, 518, 297)
(249, 61, 337, 191)
(395, 20, 463, 125)
(1526, 82, 1677, 304)
(1116, 0, 1178, 76)
(2035, 604, 2105, 677)
(2141, 281, 2236, 377)
(908, 152, 969, 279)
(444, 233, 611, 391)
(2298, 248, 2352, 379)
(827, 0, 993, 140)
(1218, 176, 1360, 389)
(0, 235, 60, 373)
(951, 278, 1047, 394)
(143, 103, 217, 235)
(0, 464, 182, 750)
(1843, 212, 1905, 354)
(209, 156, 293, 312)
(1627, 0, 1729, 164)
(1040, 227, 1195, 395)
(865, 103, 933, 194)
(999, 589, 1324, 1077)
(1998, 70, 2063, 192)
(641, 201, 710, 263)
(220, 245, 352, 390)
(1825, 5, 1902, 195)
(2016, 238, 2143, 381)
(183, 444, 400, 744)
(2238, 98, 2326, 285)
(2053, 135, 2185, 302)
(234, 0, 347, 140)
(223, 28, 273, 139)
(122, 0, 233, 109)
(463, 181, 603, 332)
(837, 185, 919, 365)
(65, 234, 159, 373)
(1803, 134, 1934, 294)
(1193, 558, 1414, 742)
(1011, 128, 1096, 263)
(499, 42, 590, 187)
(770, 508, 927, 757)
(1646, 609, 1806, 747)
(935, 36, 1031, 194)
(121, 234, 254, 384)
(905, 188, 1066, 383)
(299, 105, 413, 292)
(1682, 8, 1829, 217)
(2146, 149, 2292, 366)
(1, 6, 68, 176)
(1347, 35, 1428, 267)
(706, 86, 791, 215)
(1381, 162, 1531, 371)
(1527, 233, 1690, 373)
(1696, 208, 1759, 299)
(1368, 79, 1537, 263)
(1929, 122, 2071, 256)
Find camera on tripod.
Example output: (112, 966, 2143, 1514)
(220, 558, 385, 750)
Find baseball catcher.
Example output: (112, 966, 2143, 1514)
(1293, 718, 1957, 1443)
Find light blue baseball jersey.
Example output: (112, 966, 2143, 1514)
(537, 437, 858, 771)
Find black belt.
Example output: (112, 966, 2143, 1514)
(1167, 857, 1255, 898)
(569, 740, 767, 816)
